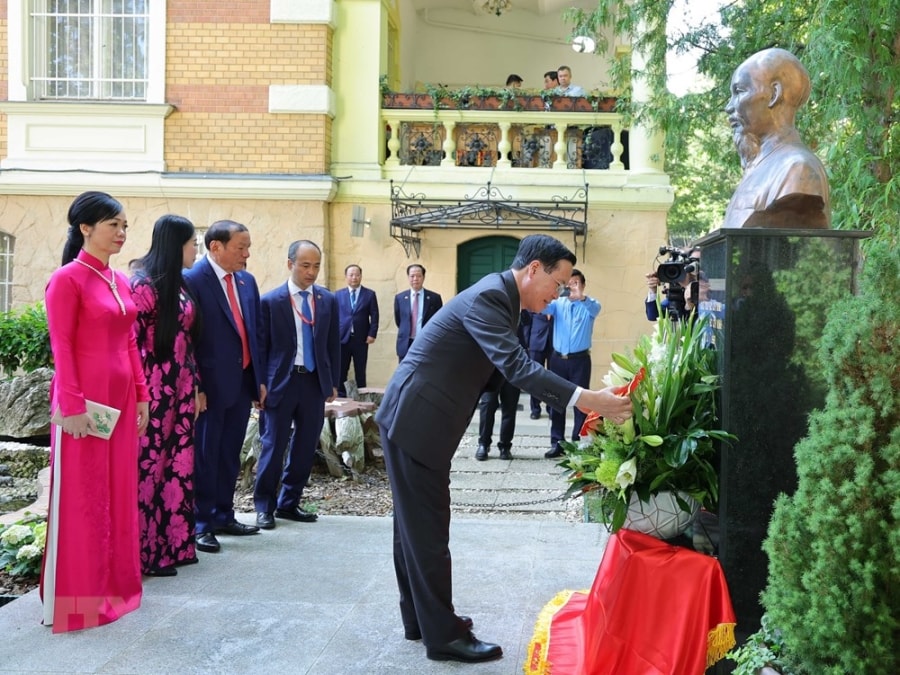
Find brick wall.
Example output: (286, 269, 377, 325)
(165, 2, 332, 174)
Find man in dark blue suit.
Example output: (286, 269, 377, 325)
(184, 220, 267, 553)
(526, 311, 553, 419)
(335, 264, 379, 396)
(376, 235, 633, 663)
(394, 263, 442, 362)
(253, 240, 340, 529)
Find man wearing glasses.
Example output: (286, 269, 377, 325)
(543, 269, 601, 458)
(376, 235, 630, 664)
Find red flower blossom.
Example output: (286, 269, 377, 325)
(579, 367, 646, 436)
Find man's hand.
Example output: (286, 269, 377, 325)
(645, 272, 659, 292)
(366, 336, 376, 344)
(575, 386, 633, 424)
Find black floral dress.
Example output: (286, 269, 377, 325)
(131, 278, 199, 570)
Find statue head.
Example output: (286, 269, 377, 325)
(725, 48, 811, 168)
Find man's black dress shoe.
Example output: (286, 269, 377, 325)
(256, 512, 275, 529)
(498, 448, 512, 460)
(144, 565, 177, 577)
(426, 632, 503, 663)
(475, 445, 489, 461)
(405, 615, 473, 641)
(530, 411, 541, 420)
(216, 520, 260, 536)
(275, 507, 318, 522)
(196, 532, 221, 553)
(544, 446, 565, 459)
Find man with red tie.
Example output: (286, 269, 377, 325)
(183, 220, 267, 553)
(394, 264, 442, 362)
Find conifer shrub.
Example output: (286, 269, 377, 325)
(761, 241, 899, 674)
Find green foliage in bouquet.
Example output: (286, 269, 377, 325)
(559, 314, 734, 531)
(760, 240, 899, 674)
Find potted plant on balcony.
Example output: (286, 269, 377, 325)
(558, 315, 734, 539)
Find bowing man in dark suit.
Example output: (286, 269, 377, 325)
(183, 220, 267, 553)
(393, 263, 442, 361)
(335, 264, 379, 396)
(375, 235, 633, 664)
(253, 240, 340, 530)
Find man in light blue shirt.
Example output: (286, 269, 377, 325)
(557, 65, 585, 97)
(544, 269, 601, 457)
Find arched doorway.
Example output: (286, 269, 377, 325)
(456, 235, 520, 293)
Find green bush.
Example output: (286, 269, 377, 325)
(761, 240, 899, 674)
(0, 303, 51, 377)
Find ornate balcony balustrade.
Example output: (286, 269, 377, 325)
(380, 94, 629, 173)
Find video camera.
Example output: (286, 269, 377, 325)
(655, 246, 700, 320)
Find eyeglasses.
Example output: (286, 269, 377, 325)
(539, 265, 568, 296)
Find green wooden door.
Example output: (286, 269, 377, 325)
(457, 236, 521, 293)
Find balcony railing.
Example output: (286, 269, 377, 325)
(380, 94, 629, 172)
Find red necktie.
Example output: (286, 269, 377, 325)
(225, 273, 251, 368)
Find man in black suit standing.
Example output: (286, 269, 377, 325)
(253, 240, 340, 530)
(335, 264, 379, 396)
(184, 220, 267, 553)
(526, 311, 553, 419)
(393, 263, 442, 361)
(376, 235, 633, 663)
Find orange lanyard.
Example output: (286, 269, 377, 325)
(289, 289, 316, 326)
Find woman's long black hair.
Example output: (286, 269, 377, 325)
(135, 214, 200, 360)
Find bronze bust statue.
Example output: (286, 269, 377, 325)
(722, 48, 830, 229)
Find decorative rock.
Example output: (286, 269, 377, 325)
(0, 368, 53, 439)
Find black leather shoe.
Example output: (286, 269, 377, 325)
(196, 532, 220, 553)
(475, 445, 489, 461)
(498, 447, 512, 460)
(544, 446, 565, 459)
(529, 411, 541, 420)
(426, 632, 503, 663)
(405, 615, 473, 641)
(144, 565, 177, 577)
(215, 520, 260, 536)
(256, 512, 275, 529)
(275, 507, 318, 522)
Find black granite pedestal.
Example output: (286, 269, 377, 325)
(694, 228, 869, 654)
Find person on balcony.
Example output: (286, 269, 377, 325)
(505, 73, 523, 88)
(543, 70, 560, 91)
(557, 65, 585, 96)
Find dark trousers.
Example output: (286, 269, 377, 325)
(380, 428, 468, 648)
(194, 367, 255, 534)
(477, 379, 520, 449)
(338, 333, 369, 395)
(529, 347, 552, 414)
(253, 370, 325, 514)
(548, 352, 592, 449)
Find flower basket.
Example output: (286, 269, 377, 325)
(561, 315, 735, 535)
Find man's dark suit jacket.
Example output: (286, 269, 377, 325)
(526, 311, 552, 353)
(377, 271, 576, 470)
(393, 287, 443, 359)
(184, 256, 265, 405)
(260, 283, 340, 405)
(335, 285, 379, 344)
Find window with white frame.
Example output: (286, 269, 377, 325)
(0, 233, 14, 314)
(30, 0, 150, 101)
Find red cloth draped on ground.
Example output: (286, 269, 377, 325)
(526, 529, 736, 674)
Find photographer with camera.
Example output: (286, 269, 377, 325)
(645, 246, 701, 322)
